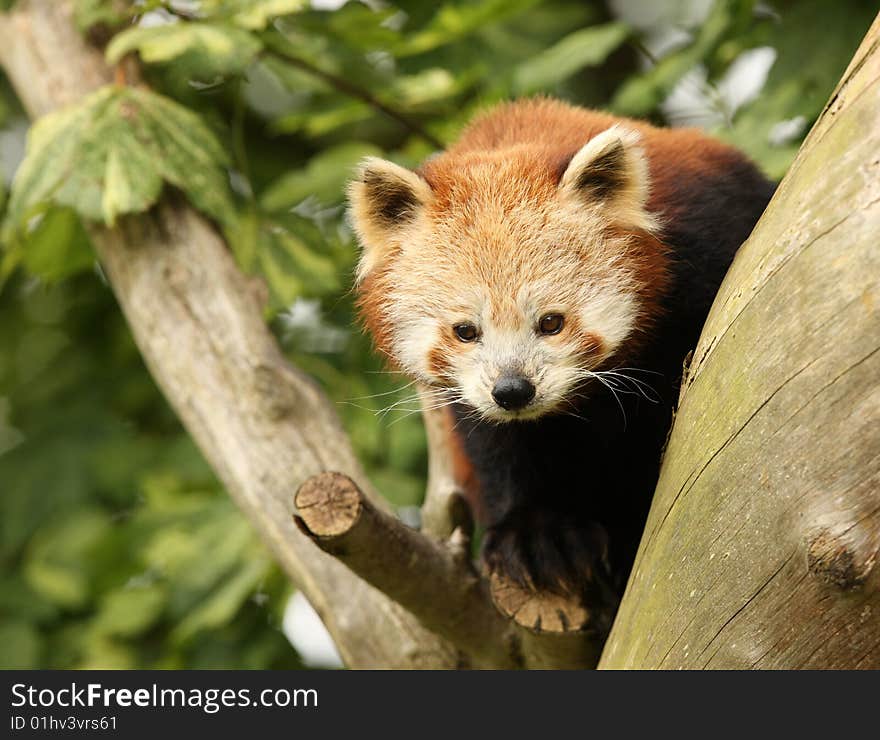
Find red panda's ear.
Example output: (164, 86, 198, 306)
(348, 157, 433, 283)
(558, 126, 654, 230)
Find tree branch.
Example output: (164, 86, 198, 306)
(418, 391, 466, 541)
(262, 34, 445, 150)
(295, 471, 609, 669)
(0, 0, 458, 670)
(294, 472, 519, 669)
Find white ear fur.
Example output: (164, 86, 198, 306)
(348, 157, 433, 283)
(559, 125, 654, 230)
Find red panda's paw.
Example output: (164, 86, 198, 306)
(481, 511, 616, 604)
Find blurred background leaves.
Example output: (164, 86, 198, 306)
(0, 0, 874, 668)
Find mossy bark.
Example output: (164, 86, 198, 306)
(600, 14, 880, 669)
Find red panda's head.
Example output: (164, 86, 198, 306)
(348, 126, 669, 422)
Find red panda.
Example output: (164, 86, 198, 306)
(348, 98, 774, 610)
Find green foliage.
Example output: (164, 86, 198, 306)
(712, 0, 877, 178)
(513, 21, 630, 94)
(12, 208, 93, 284)
(107, 23, 263, 76)
(5, 85, 232, 232)
(74, 0, 129, 31)
(0, 278, 299, 668)
(611, 0, 749, 116)
(0, 0, 873, 668)
(202, 0, 308, 30)
(260, 142, 381, 212)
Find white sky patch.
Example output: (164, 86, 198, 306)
(136, 9, 178, 27)
(282, 592, 344, 668)
(768, 115, 808, 146)
(661, 47, 777, 129)
(661, 65, 722, 128)
(716, 46, 777, 117)
(310, 0, 350, 10)
(278, 298, 348, 354)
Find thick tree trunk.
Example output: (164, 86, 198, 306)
(600, 14, 880, 669)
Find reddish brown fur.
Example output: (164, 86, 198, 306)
(418, 96, 745, 244)
(350, 98, 776, 595)
(427, 341, 453, 380)
(604, 225, 671, 363)
(439, 405, 483, 518)
(423, 97, 739, 204)
(563, 313, 606, 359)
(357, 99, 749, 356)
(356, 267, 397, 366)
(406, 99, 692, 370)
(354, 97, 753, 491)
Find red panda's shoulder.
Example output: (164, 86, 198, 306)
(446, 98, 622, 154)
(425, 98, 759, 213)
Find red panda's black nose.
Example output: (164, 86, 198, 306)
(492, 375, 536, 410)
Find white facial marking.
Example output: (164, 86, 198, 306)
(578, 279, 638, 352)
(441, 270, 636, 421)
(365, 136, 657, 423)
(393, 315, 440, 379)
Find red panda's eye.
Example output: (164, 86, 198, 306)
(453, 323, 479, 342)
(538, 313, 564, 335)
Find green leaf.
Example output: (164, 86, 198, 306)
(391, 68, 461, 107)
(611, 0, 739, 116)
(396, 0, 541, 56)
(77, 634, 138, 670)
(172, 559, 267, 642)
(135, 89, 233, 221)
(24, 510, 111, 609)
(513, 22, 630, 94)
(715, 0, 876, 180)
(224, 0, 308, 30)
(20, 208, 95, 283)
(271, 99, 372, 137)
(0, 620, 43, 668)
(0, 575, 58, 624)
(260, 141, 382, 211)
(5, 86, 233, 231)
(74, 0, 129, 31)
(102, 145, 142, 224)
(312, 2, 401, 51)
(94, 584, 166, 638)
(106, 22, 262, 76)
(256, 223, 341, 308)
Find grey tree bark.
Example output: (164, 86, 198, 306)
(1, 1, 877, 670)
